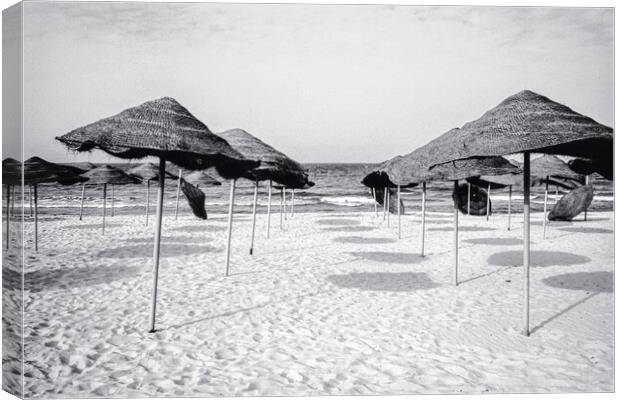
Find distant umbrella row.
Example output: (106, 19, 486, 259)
(4, 128, 315, 247)
(361, 90, 613, 337)
(1, 157, 222, 244)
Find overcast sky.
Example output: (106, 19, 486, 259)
(10, 2, 615, 163)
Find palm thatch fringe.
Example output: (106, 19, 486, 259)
(183, 170, 222, 187)
(530, 154, 583, 181)
(4, 156, 88, 186)
(467, 173, 521, 189)
(81, 165, 141, 185)
(128, 162, 178, 182)
(180, 179, 207, 219)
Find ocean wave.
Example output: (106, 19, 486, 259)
(593, 196, 614, 202)
(320, 196, 374, 207)
(491, 194, 613, 203)
(489, 195, 525, 202)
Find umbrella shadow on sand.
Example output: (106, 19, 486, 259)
(63, 223, 122, 230)
(348, 251, 425, 264)
(206, 215, 251, 222)
(413, 219, 452, 225)
(327, 272, 439, 292)
(333, 236, 396, 245)
(428, 226, 495, 232)
(531, 220, 573, 227)
(3, 263, 140, 292)
(123, 235, 211, 244)
(532, 271, 613, 333)
(28, 216, 66, 223)
(572, 217, 609, 222)
(97, 244, 220, 259)
(488, 250, 590, 267)
(464, 237, 522, 246)
(171, 225, 226, 233)
(316, 218, 360, 226)
(321, 226, 375, 233)
(557, 227, 613, 234)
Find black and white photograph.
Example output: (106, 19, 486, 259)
(1, 0, 615, 398)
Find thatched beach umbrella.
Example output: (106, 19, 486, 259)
(567, 156, 613, 221)
(80, 165, 140, 232)
(183, 170, 221, 187)
(531, 154, 584, 238)
(361, 169, 404, 230)
(26, 157, 88, 251)
(61, 161, 97, 171)
(128, 163, 178, 225)
(3, 158, 21, 249)
(548, 184, 595, 221)
(23, 156, 86, 184)
(56, 97, 258, 333)
(174, 169, 182, 219)
(180, 170, 221, 219)
(3, 157, 87, 251)
(218, 128, 314, 261)
(568, 157, 612, 181)
(467, 173, 521, 230)
(426, 90, 613, 336)
(368, 128, 520, 281)
(61, 162, 97, 219)
(531, 154, 583, 181)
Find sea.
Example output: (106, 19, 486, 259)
(13, 163, 614, 218)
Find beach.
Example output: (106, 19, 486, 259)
(2, 3, 615, 398)
(9, 206, 613, 397)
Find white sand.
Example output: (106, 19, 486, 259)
(11, 209, 614, 397)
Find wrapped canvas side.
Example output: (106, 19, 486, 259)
(3, 2, 24, 398)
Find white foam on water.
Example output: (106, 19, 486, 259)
(489, 195, 525, 202)
(593, 196, 614, 202)
(319, 196, 375, 207)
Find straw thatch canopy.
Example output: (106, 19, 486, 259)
(25, 157, 88, 186)
(2, 158, 21, 184)
(361, 159, 401, 189)
(548, 185, 594, 221)
(81, 165, 140, 185)
(454, 183, 489, 215)
(61, 161, 97, 171)
(218, 128, 313, 188)
(466, 173, 522, 190)
(183, 170, 222, 187)
(56, 97, 259, 177)
(568, 157, 612, 180)
(470, 155, 583, 189)
(428, 90, 613, 168)
(180, 179, 207, 219)
(3, 157, 88, 186)
(531, 176, 580, 190)
(367, 129, 521, 186)
(128, 162, 178, 182)
(530, 154, 583, 181)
